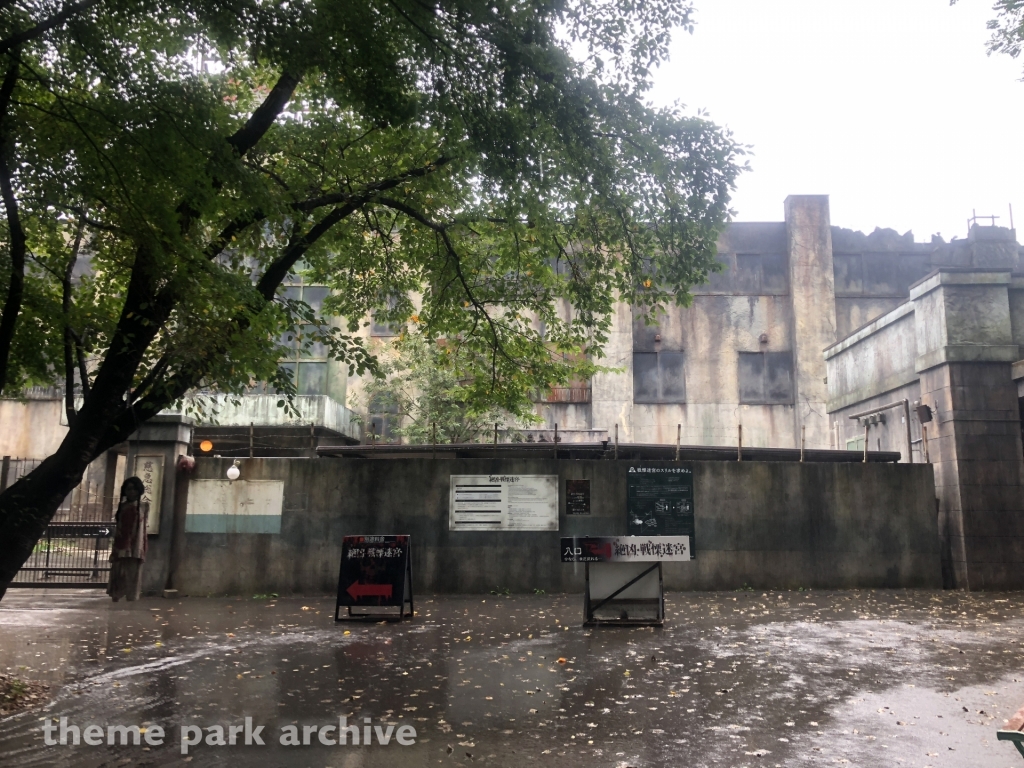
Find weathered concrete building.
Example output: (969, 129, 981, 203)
(537, 195, 952, 451)
(530, 196, 1024, 590)
(4, 195, 1024, 591)
(825, 225, 1024, 590)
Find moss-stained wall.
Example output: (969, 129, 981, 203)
(165, 456, 941, 596)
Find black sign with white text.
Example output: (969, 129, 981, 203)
(566, 479, 591, 515)
(336, 535, 410, 609)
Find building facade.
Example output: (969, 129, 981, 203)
(5, 195, 1024, 590)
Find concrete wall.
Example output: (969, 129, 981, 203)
(158, 456, 941, 596)
(826, 302, 918, 414)
(0, 398, 68, 458)
(825, 261, 1024, 590)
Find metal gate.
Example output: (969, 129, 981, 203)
(5, 457, 115, 588)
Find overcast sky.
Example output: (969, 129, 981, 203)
(647, 0, 1024, 241)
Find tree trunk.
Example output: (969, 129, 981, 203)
(0, 444, 98, 598)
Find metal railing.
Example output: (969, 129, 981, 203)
(3, 457, 115, 587)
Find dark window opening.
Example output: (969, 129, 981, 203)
(370, 295, 402, 337)
(633, 351, 686, 404)
(738, 351, 794, 405)
(367, 395, 401, 443)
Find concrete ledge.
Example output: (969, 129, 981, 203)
(827, 370, 919, 413)
(824, 300, 914, 358)
(915, 345, 1021, 372)
(909, 268, 1013, 300)
(1011, 360, 1024, 381)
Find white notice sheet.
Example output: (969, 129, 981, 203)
(449, 475, 558, 531)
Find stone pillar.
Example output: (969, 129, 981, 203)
(911, 268, 1024, 589)
(122, 414, 194, 594)
(785, 195, 837, 447)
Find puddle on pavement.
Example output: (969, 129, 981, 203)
(0, 590, 1021, 767)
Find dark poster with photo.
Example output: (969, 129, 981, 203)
(626, 466, 696, 555)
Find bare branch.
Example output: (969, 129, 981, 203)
(204, 209, 266, 261)
(70, 328, 89, 397)
(130, 354, 169, 404)
(256, 201, 365, 299)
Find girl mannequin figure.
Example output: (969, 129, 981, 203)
(107, 476, 149, 602)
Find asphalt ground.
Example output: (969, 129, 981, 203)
(0, 589, 1022, 767)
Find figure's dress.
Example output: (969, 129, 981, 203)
(107, 500, 149, 602)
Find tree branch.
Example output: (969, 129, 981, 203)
(0, 0, 103, 57)
(71, 329, 89, 397)
(204, 208, 266, 261)
(0, 58, 23, 396)
(61, 211, 87, 423)
(292, 157, 450, 212)
(130, 353, 169, 404)
(176, 70, 302, 236)
(226, 71, 302, 158)
(375, 196, 513, 373)
(256, 201, 365, 300)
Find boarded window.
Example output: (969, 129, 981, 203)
(633, 352, 686, 404)
(296, 362, 327, 395)
(735, 254, 761, 293)
(738, 351, 794, 405)
(761, 253, 789, 293)
(367, 395, 400, 442)
(370, 295, 401, 336)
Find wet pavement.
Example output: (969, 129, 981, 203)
(0, 589, 1022, 767)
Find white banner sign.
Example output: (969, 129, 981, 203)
(561, 536, 692, 562)
(449, 475, 558, 531)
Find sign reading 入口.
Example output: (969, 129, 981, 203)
(449, 475, 558, 531)
(560, 535, 692, 562)
(626, 465, 695, 554)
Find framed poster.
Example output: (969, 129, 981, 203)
(335, 535, 413, 620)
(449, 475, 558, 531)
(626, 465, 695, 555)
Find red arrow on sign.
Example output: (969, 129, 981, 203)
(347, 582, 393, 600)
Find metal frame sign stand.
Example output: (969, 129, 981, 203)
(561, 464, 695, 627)
(562, 536, 691, 626)
(335, 535, 414, 622)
